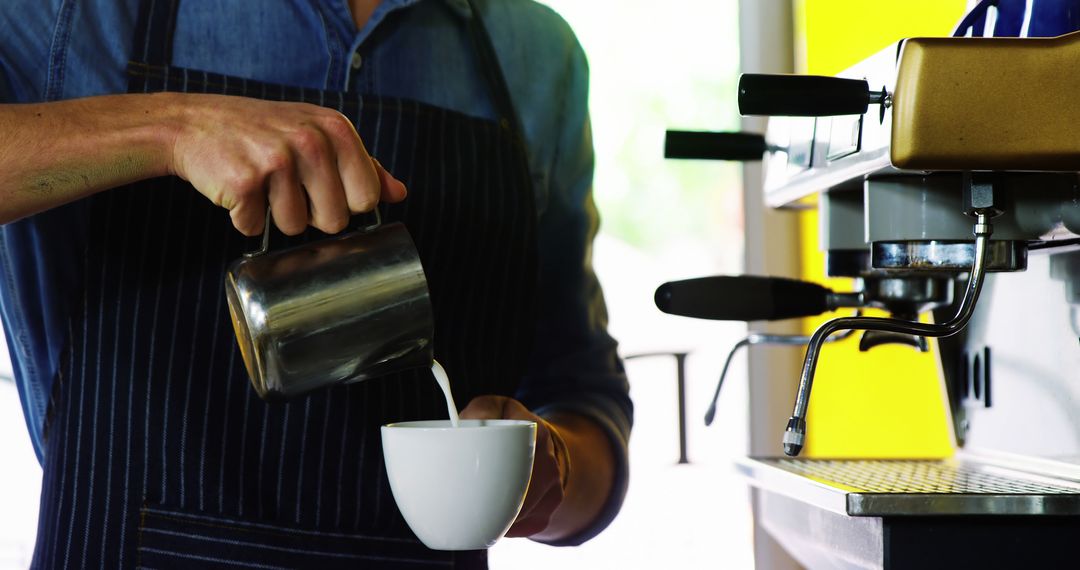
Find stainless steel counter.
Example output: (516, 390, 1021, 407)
(739, 456, 1080, 517)
(742, 457, 1080, 569)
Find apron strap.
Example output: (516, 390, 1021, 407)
(463, 0, 529, 149)
(131, 0, 181, 66)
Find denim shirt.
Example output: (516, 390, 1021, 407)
(0, 1, 630, 541)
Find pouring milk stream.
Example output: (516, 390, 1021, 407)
(431, 360, 460, 426)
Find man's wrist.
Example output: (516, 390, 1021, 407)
(541, 417, 572, 493)
(144, 92, 189, 179)
(530, 410, 616, 543)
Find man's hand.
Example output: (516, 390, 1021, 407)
(168, 93, 407, 236)
(459, 396, 571, 537)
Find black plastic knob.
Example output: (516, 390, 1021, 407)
(655, 275, 833, 321)
(664, 131, 768, 161)
(739, 74, 872, 117)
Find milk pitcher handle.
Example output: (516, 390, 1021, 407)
(245, 207, 384, 258)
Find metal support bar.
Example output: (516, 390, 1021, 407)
(675, 353, 688, 464)
(705, 322, 860, 427)
(625, 351, 691, 464)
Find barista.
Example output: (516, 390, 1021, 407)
(0, 0, 631, 567)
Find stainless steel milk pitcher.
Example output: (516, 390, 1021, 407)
(225, 210, 434, 400)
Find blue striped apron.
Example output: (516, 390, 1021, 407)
(30, 1, 537, 568)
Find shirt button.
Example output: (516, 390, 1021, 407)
(351, 53, 363, 70)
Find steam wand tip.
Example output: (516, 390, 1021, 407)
(782, 416, 806, 457)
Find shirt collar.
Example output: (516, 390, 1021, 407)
(352, 0, 473, 49)
(380, 0, 473, 19)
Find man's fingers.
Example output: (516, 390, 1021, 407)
(374, 158, 408, 203)
(267, 168, 307, 236)
(229, 193, 268, 237)
(319, 112, 381, 214)
(339, 148, 380, 214)
(507, 484, 562, 537)
(459, 395, 511, 420)
(294, 127, 350, 234)
(517, 457, 560, 518)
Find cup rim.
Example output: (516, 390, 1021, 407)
(382, 419, 536, 430)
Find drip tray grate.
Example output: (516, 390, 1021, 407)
(739, 457, 1080, 516)
(766, 458, 1079, 494)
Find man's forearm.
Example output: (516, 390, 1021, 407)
(532, 410, 617, 543)
(0, 91, 404, 233)
(0, 93, 179, 223)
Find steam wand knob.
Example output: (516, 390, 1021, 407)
(738, 73, 891, 118)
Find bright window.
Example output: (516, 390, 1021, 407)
(490, 1, 752, 568)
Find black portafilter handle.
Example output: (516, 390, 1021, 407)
(739, 73, 877, 117)
(655, 275, 833, 321)
(664, 130, 767, 161)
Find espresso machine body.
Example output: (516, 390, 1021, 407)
(666, 30, 1080, 569)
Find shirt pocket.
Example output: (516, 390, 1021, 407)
(135, 504, 456, 570)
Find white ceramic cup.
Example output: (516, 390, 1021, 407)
(381, 419, 537, 550)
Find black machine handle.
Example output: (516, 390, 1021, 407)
(739, 73, 879, 117)
(655, 275, 833, 321)
(664, 130, 768, 161)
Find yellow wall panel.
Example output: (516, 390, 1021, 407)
(796, 0, 969, 75)
(798, 214, 954, 458)
(795, 0, 967, 458)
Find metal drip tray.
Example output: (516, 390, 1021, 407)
(739, 457, 1080, 516)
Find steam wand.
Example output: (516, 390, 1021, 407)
(782, 207, 997, 456)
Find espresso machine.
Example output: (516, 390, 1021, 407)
(662, 30, 1080, 569)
